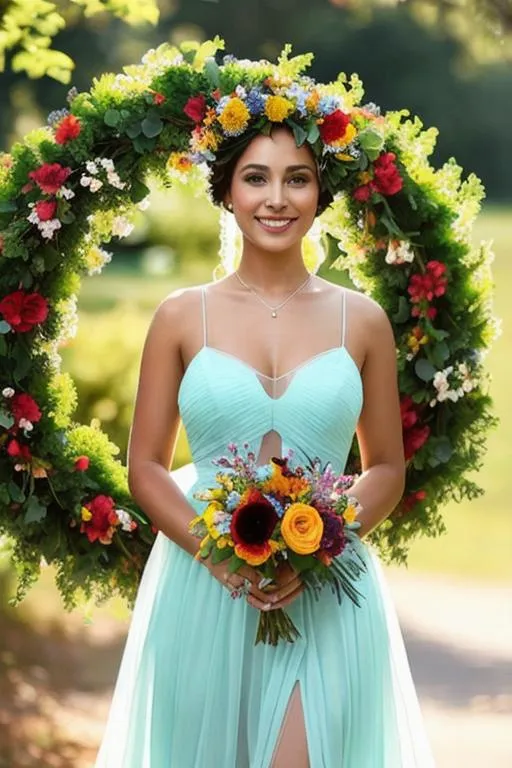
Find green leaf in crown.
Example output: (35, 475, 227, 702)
(0, 38, 499, 609)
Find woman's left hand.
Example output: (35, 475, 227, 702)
(247, 561, 305, 612)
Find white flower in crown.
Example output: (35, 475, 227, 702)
(385, 239, 415, 265)
(112, 216, 134, 238)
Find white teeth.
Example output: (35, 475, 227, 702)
(259, 218, 292, 228)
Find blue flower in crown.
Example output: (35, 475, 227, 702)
(256, 465, 273, 482)
(246, 88, 266, 115)
(226, 491, 241, 512)
(317, 95, 344, 116)
(285, 84, 309, 117)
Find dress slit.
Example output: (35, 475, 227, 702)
(269, 679, 310, 768)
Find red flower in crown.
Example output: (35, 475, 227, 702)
(10, 393, 42, 425)
(35, 200, 57, 221)
(372, 152, 403, 196)
(184, 94, 207, 124)
(80, 494, 120, 544)
(29, 163, 71, 194)
(0, 290, 49, 332)
(318, 109, 351, 144)
(54, 114, 81, 145)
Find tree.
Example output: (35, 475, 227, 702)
(0, 0, 159, 82)
(329, 0, 512, 63)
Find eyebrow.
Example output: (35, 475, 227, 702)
(239, 163, 316, 173)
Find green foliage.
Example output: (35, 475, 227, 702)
(0, 0, 159, 83)
(0, 39, 499, 609)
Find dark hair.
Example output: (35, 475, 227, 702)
(208, 128, 334, 216)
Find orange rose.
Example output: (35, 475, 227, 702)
(280, 503, 324, 555)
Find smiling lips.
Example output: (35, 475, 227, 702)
(256, 217, 297, 232)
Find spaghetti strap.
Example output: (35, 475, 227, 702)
(341, 288, 347, 348)
(201, 285, 207, 347)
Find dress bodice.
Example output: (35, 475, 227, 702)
(177, 286, 363, 477)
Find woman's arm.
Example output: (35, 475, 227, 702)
(349, 298, 405, 538)
(126, 290, 200, 557)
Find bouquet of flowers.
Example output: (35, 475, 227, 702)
(188, 443, 366, 645)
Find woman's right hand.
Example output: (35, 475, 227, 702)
(200, 554, 303, 612)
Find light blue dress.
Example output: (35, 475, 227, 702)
(95, 287, 435, 767)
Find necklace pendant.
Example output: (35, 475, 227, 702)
(271, 311, 277, 318)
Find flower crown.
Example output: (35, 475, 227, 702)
(175, 50, 402, 208)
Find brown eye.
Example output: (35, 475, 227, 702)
(244, 174, 266, 185)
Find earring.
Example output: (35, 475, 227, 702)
(226, 202, 233, 212)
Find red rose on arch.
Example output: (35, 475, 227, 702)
(0, 290, 49, 332)
(55, 114, 81, 145)
(6, 439, 32, 461)
(400, 396, 431, 461)
(353, 184, 372, 202)
(80, 494, 120, 544)
(35, 200, 57, 221)
(372, 152, 403, 196)
(74, 455, 90, 471)
(10, 393, 42, 424)
(183, 94, 207, 124)
(318, 109, 351, 144)
(29, 163, 71, 194)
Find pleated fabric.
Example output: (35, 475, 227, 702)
(95, 346, 435, 768)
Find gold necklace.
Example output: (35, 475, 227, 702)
(234, 271, 312, 318)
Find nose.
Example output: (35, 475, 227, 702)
(265, 181, 288, 211)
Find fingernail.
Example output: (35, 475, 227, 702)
(263, 602, 272, 610)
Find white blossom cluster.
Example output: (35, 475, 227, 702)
(385, 239, 415, 265)
(80, 158, 127, 193)
(430, 362, 478, 407)
(27, 205, 62, 240)
(115, 508, 136, 532)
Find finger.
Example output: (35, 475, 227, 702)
(237, 566, 273, 602)
(269, 583, 306, 611)
(265, 575, 303, 605)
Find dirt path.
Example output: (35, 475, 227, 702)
(1, 567, 510, 767)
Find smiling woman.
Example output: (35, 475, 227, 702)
(0, 39, 498, 768)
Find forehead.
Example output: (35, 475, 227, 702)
(235, 127, 317, 171)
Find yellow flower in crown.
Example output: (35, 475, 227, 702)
(305, 89, 320, 112)
(265, 95, 294, 122)
(280, 503, 324, 555)
(217, 97, 251, 136)
(330, 123, 357, 149)
(167, 152, 193, 173)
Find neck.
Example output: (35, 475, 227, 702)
(236, 240, 310, 296)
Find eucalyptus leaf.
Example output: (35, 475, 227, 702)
(141, 115, 163, 138)
(414, 358, 436, 382)
(431, 341, 450, 368)
(24, 496, 47, 524)
(0, 320, 11, 334)
(204, 57, 221, 88)
(433, 437, 453, 463)
(287, 120, 308, 147)
(307, 122, 320, 144)
(8, 481, 25, 503)
(0, 410, 14, 429)
(104, 108, 121, 127)
(126, 122, 142, 139)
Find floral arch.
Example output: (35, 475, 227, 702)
(0, 39, 498, 608)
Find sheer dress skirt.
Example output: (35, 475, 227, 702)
(94, 463, 435, 768)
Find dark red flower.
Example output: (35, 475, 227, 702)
(401, 489, 427, 514)
(0, 290, 49, 332)
(408, 260, 447, 319)
(74, 455, 90, 471)
(353, 184, 371, 202)
(319, 512, 345, 557)
(29, 163, 71, 194)
(35, 200, 57, 221)
(230, 489, 278, 556)
(153, 92, 166, 105)
(7, 439, 32, 460)
(10, 393, 42, 424)
(318, 109, 351, 144)
(372, 151, 403, 196)
(55, 114, 81, 145)
(80, 494, 119, 544)
(400, 396, 430, 461)
(184, 94, 207, 123)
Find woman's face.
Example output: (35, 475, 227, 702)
(225, 127, 320, 254)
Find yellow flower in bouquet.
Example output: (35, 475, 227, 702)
(280, 503, 324, 555)
(263, 461, 309, 500)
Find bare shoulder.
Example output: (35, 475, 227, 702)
(345, 287, 391, 333)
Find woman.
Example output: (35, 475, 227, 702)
(95, 125, 435, 766)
